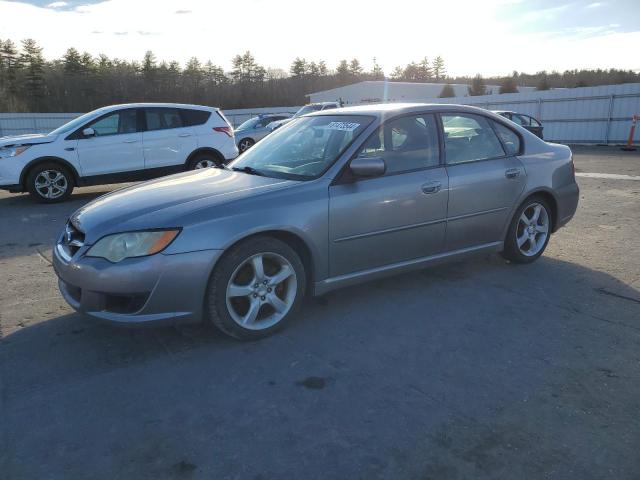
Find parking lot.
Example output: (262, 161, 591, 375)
(1, 145, 639, 479)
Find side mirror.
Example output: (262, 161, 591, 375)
(82, 127, 95, 138)
(350, 156, 386, 178)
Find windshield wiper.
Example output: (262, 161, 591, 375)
(231, 166, 264, 176)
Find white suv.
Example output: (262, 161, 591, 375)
(0, 103, 238, 203)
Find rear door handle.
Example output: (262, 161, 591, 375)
(421, 181, 442, 194)
(178, 133, 192, 138)
(505, 168, 521, 179)
(123, 139, 138, 144)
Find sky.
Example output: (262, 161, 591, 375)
(1, 0, 639, 76)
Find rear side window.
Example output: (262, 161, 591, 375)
(530, 116, 542, 127)
(511, 114, 530, 127)
(492, 121, 521, 156)
(180, 109, 211, 126)
(356, 114, 440, 174)
(145, 108, 184, 131)
(442, 114, 505, 164)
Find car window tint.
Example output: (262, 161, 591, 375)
(357, 114, 440, 174)
(442, 114, 505, 164)
(492, 121, 521, 156)
(511, 114, 530, 126)
(89, 110, 137, 136)
(145, 108, 184, 131)
(180, 109, 211, 126)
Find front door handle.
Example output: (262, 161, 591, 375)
(421, 181, 442, 194)
(122, 139, 138, 144)
(505, 168, 521, 179)
(178, 133, 192, 138)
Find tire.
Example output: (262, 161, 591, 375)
(26, 162, 74, 203)
(238, 138, 255, 153)
(206, 237, 306, 341)
(502, 195, 553, 264)
(187, 152, 222, 170)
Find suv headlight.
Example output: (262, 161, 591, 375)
(0, 145, 31, 158)
(86, 229, 180, 263)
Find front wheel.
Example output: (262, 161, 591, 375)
(502, 196, 552, 264)
(206, 237, 306, 340)
(26, 162, 74, 203)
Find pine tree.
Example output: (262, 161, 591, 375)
(290, 57, 307, 77)
(438, 84, 455, 98)
(417, 57, 432, 82)
(348, 58, 363, 76)
(390, 65, 404, 81)
(18, 39, 46, 109)
(468, 74, 486, 96)
(0, 40, 19, 96)
(336, 60, 350, 78)
(432, 56, 446, 81)
(370, 58, 384, 80)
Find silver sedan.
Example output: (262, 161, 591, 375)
(53, 104, 579, 340)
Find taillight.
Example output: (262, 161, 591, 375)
(213, 126, 233, 137)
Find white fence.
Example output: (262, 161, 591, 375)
(0, 106, 302, 137)
(2, 82, 640, 143)
(422, 82, 640, 144)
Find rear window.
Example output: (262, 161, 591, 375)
(180, 109, 211, 126)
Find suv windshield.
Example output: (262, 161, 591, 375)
(230, 115, 373, 180)
(294, 104, 324, 117)
(49, 108, 110, 135)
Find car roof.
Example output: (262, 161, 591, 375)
(309, 103, 501, 118)
(104, 103, 219, 112)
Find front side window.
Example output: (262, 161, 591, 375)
(356, 114, 440, 174)
(230, 115, 372, 180)
(145, 108, 184, 131)
(492, 121, 521, 156)
(87, 109, 138, 137)
(442, 114, 505, 165)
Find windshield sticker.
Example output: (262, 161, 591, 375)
(325, 121, 360, 132)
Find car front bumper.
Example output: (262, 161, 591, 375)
(53, 242, 223, 326)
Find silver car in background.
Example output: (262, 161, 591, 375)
(53, 103, 579, 340)
(233, 113, 291, 152)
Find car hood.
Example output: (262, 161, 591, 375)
(71, 168, 297, 242)
(0, 133, 58, 147)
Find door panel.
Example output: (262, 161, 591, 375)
(329, 168, 448, 277)
(445, 157, 525, 250)
(75, 109, 143, 176)
(142, 108, 198, 169)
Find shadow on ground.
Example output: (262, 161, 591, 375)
(2, 255, 639, 479)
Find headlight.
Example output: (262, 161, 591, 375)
(86, 229, 180, 263)
(0, 145, 31, 158)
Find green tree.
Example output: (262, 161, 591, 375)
(438, 83, 455, 98)
(290, 57, 307, 77)
(390, 65, 404, 81)
(62, 47, 83, 75)
(468, 74, 486, 96)
(432, 56, 446, 81)
(0, 39, 19, 95)
(417, 57, 432, 81)
(231, 51, 265, 83)
(348, 58, 363, 76)
(370, 58, 384, 80)
(18, 39, 46, 109)
(336, 59, 350, 78)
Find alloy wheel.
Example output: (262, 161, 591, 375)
(225, 252, 297, 330)
(239, 139, 253, 152)
(34, 170, 68, 199)
(516, 202, 549, 257)
(195, 159, 215, 169)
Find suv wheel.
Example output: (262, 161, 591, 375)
(238, 138, 254, 153)
(206, 237, 306, 340)
(502, 196, 552, 263)
(188, 152, 222, 170)
(26, 162, 74, 203)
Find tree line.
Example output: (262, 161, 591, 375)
(1, 38, 639, 113)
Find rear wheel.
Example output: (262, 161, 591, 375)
(502, 196, 552, 263)
(187, 152, 222, 170)
(206, 237, 306, 340)
(238, 138, 254, 153)
(26, 162, 74, 203)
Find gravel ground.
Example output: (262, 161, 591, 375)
(1, 146, 639, 480)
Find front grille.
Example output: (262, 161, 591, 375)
(59, 220, 85, 259)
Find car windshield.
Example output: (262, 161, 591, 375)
(294, 105, 324, 117)
(49, 108, 110, 135)
(236, 117, 259, 130)
(229, 115, 373, 180)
